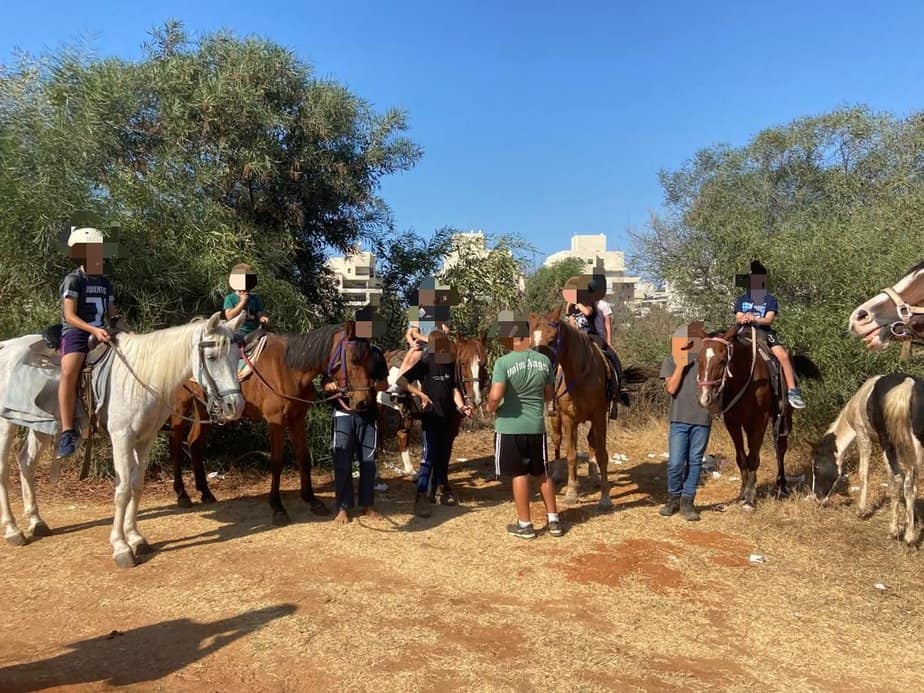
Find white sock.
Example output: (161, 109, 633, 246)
(547, 513, 559, 523)
(518, 519, 532, 528)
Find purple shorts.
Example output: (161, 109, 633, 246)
(60, 329, 90, 356)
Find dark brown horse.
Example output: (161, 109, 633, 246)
(696, 326, 817, 508)
(530, 308, 614, 510)
(169, 322, 377, 525)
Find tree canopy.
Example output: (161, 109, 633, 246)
(0, 21, 420, 335)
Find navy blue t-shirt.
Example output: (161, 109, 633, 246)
(60, 269, 114, 334)
(734, 293, 779, 319)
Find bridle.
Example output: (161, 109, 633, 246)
(697, 328, 758, 416)
(880, 285, 924, 341)
(195, 336, 243, 421)
(455, 344, 486, 405)
(326, 336, 375, 413)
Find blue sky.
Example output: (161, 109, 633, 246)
(2, 1, 922, 267)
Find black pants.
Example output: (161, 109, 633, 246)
(589, 335, 625, 387)
(419, 418, 454, 496)
(331, 412, 378, 510)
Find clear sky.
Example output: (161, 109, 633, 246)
(2, 1, 922, 265)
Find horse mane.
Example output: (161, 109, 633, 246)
(906, 259, 924, 275)
(284, 324, 343, 372)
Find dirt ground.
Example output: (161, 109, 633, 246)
(1, 421, 922, 692)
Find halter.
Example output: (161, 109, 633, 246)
(697, 328, 758, 416)
(881, 286, 924, 341)
(326, 336, 375, 413)
(196, 338, 244, 421)
(696, 336, 734, 390)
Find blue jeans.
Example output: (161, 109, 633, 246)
(667, 422, 711, 498)
(331, 413, 378, 511)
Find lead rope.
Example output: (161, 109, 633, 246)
(716, 327, 758, 417)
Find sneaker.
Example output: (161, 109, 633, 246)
(56, 429, 79, 459)
(439, 489, 458, 506)
(788, 388, 806, 409)
(506, 522, 536, 539)
(547, 520, 564, 537)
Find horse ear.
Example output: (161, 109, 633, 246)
(479, 330, 488, 345)
(206, 311, 222, 332)
(226, 310, 246, 332)
(550, 305, 562, 321)
(345, 320, 356, 339)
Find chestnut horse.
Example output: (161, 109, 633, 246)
(169, 322, 377, 525)
(530, 308, 614, 510)
(850, 260, 924, 351)
(697, 326, 818, 508)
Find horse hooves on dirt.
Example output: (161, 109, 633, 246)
(307, 498, 330, 516)
(113, 551, 137, 569)
(176, 495, 193, 509)
(30, 521, 52, 538)
(201, 492, 218, 504)
(740, 502, 756, 512)
(131, 540, 152, 557)
(563, 492, 579, 506)
(598, 496, 614, 512)
(272, 510, 291, 527)
(5, 531, 27, 546)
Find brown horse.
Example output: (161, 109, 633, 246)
(530, 308, 614, 510)
(169, 322, 377, 525)
(697, 326, 819, 508)
(850, 260, 924, 351)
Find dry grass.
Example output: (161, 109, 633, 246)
(0, 419, 922, 692)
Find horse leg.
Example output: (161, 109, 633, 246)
(291, 416, 329, 515)
(0, 420, 26, 545)
(169, 420, 193, 508)
(18, 430, 52, 537)
(109, 437, 137, 568)
(902, 465, 919, 546)
(743, 416, 769, 508)
(856, 432, 873, 519)
(562, 416, 580, 505)
(124, 438, 155, 557)
(268, 422, 289, 526)
(592, 418, 612, 511)
(726, 422, 748, 504)
(190, 429, 215, 504)
(773, 423, 790, 498)
(549, 409, 565, 484)
(888, 466, 905, 540)
(398, 422, 414, 476)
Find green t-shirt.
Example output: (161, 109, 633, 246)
(223, 292, 265, 334)
(492, 349, 553, 435)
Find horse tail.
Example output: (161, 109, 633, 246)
(621, 365, 657, 384)
(793, 355, 822, 381)
(912, 377, 924, 449)
(879, 376, 918, 474)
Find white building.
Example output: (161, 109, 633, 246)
(544, 234, 641, 311)
(440, 230, 526, 291)
(326, 248, 384, 308)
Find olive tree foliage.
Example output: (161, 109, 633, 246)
(439, 233, 530, 339)
(0, 21, 420, 336)
(524, 257, 586, 314)
(632, 107, 924, 430)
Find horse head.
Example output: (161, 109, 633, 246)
(696, 327, 737, 409)
(456, 335, 488, 406)
(810, 432, 842, 501)
(849, 261, 924, 351)
(193, 312, 246, 422)
(529, 307, 562, 362)
(335, 323, 377, 414)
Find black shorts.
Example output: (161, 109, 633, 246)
(741, 326, 782, 348)
(494, 433, 548, 477)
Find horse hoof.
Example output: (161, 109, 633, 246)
(114, 551, 137, 569)
(598, 496, 614, 512)
(176, 495, 193, 509)
(563, 493, 579, 506)
(272, 511, 290, 527)
(131, 540, 152, 557)
(741, 502, 756, 512)
(201, 492, 217, 504)
(5, 531, 27, 546)
(31, 521, 52, 538)
(308, 498, 330, 516)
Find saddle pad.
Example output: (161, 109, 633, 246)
(237, 334, 268, 381)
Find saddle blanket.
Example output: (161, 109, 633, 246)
(237, 334, 268, 381)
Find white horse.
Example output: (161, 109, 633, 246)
(849, 261, 924, 350)
(0, 312, 245, 568)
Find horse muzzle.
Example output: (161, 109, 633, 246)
(213, 391, 245, 422)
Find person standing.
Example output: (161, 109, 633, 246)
(56, 227, 121, 459)
(486, 311, 562, 539)
(658, 323, 711, 521)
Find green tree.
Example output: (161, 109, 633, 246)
(0, 21, 420, 335)
(524, 257, 586, 314)
(632, 106, 924, 430)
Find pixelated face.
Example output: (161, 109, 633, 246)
(230, 269, 257, 292)
(562, 287, 578, 304)
(749, 272, 767, 303)
(69, 242, 117, 275)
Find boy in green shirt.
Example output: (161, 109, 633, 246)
(486, 310, 562, 539)
(223, 263, 269, 336)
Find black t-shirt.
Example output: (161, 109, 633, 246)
(566, 303, 598, 336)
(332, 343, 388, 417)
(402, 356, 458, 424)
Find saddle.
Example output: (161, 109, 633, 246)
(236, 330, 269, 381)
(736, 329, 790, 437)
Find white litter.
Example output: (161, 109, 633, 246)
(850, 485, 860, 492)
(207, 471, 224, 481)
(730, 476, 740, 482)
(711, 471, 721, 480)
(660, 452, 669, 459)
(646, 453, 657, 459)
(456, 457, 469, 462)
(874, 582, 888, 592)
(611, 453, 629, 462)
(749, 554, 766, 565)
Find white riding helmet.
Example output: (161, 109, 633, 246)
(67, 226, 105, 246)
